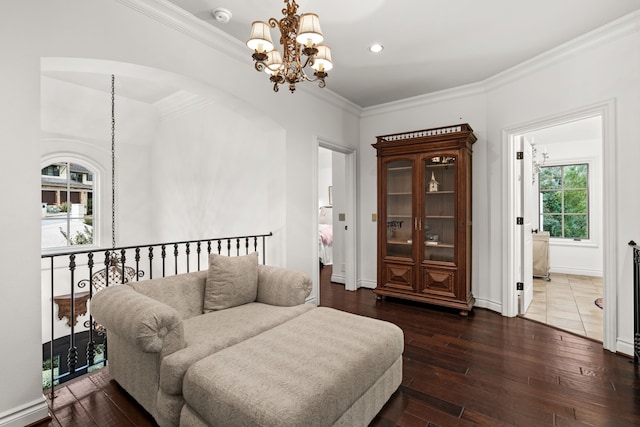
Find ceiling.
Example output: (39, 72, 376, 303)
(166, 0, 640, 108)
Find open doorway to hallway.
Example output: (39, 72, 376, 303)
(316, 144, 357, 292)
(517, 116, 604, 341)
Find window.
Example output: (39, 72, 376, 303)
(539, 164, 589, 239)
(41, 161, 95, 250)
(41, 165, 60, 176)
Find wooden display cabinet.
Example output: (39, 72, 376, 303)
(372, 124, 476, 315)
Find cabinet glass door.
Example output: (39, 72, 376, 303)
(423, 155, 456, 263)
(386, 159, 413, 258)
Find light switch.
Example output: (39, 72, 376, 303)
(372, 213, 377, 222)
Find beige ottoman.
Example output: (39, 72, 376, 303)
(180, 307, 404, 427)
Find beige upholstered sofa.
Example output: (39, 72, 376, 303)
(91, 252, 403, 427)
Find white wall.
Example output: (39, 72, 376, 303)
(151, 100, 286, 265)
(318, 147, 332, 207)
(0, 5, 44, 423)
(0, 0, 359, 424)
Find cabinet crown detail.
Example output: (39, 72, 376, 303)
(372, 123, 475, 315)
(376, 123, 473, 143)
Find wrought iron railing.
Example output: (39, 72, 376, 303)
(41, 232, 272, 398)
(630, 240, 640, 365)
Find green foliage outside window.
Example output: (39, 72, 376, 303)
(539, 164, 588, 239)
(59, 225, 94, 245)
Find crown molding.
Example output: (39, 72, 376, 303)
(297, 81, 362, 118)
(483, 9, 640, 93)
(361, 81, 486, 118)
(114, 0, 244, 59)
(113, 0, 361, 117)
(362, 9, 639, 117)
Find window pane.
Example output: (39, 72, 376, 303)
(542, 214, 562, 237)
(42, 161, 95, 249)
(41, 165, 60, 176)
(542, 191, 561, 214)
(564, 190, 587, 213)
(538, 163, 590, 240)
(539, 167, 561, 190)
(565, 215, 588, 239)
(563, 164, 587, 188)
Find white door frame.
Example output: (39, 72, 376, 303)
(312, 138, 358, 293)
(503, 99, 617, 352)
(517, 136, 534, 315)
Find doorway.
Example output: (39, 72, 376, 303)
(505, 100, 617, 351)
(314, 142, 357, 294)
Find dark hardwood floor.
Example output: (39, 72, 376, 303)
(36, 266, 639, 426)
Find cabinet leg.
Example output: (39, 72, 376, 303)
(459, 310, 469, 317)
(375, 294, 383, 301)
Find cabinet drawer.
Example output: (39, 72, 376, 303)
(382, 262, 414, 292)
(421, 267, 456, 298)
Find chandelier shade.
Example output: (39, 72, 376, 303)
(264, 50, 284, 74)
(247, 0, 333, 93)
(311, 45, 333, 72)
(247, 21, 274, 53)
(296, 13, 323, 46)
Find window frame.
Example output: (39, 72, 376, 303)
(41, 154, 101, 255)
(538, 162, 590, 241)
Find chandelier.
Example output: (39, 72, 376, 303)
(246, 0, 333, 93)
(532, 142, 549, 184)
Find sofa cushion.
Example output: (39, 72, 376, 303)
(159, 302, 316, 395)
(182, 307, 404, 427)
(204, 252, 259, 312)
(130, 270, 207, 320)
(257, 265, 312, 306)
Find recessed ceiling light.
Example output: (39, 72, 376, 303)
(369, 43, 384, 53)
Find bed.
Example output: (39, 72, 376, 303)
(319, 206, 333, 268)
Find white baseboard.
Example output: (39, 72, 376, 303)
(357, 278, 376, 289)
(616, 337, 634, 358)
(473, 297, 502, 314)
(549, 267, 603, 277)
(0, 397, 49, 427)
(330, 273, 346, 284)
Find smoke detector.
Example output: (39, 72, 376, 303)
(212, 8, 232, 24)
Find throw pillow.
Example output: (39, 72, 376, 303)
(204, 252, 259, 312)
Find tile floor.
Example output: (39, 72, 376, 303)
(523, 273, 604, 341)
